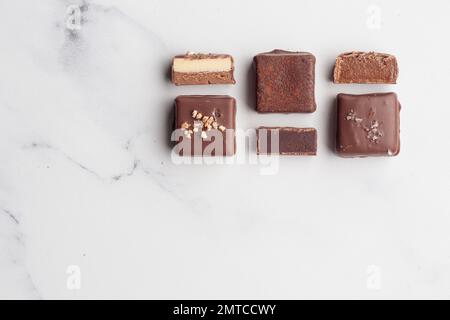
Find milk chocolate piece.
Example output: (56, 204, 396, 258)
(336, 93, 400, 157)
(257, 127, 317, 155)
(174, 95, 236, 156)
(334, 52, 399, 84)
(254, 50, 316, 113)
(172, 53, 235, 85)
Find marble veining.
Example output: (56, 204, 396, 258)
(1, 207, 41, 299)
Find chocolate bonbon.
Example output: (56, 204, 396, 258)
(254, 50, 316, 113)
(336, 93, 400, 157)
(334, 52, 398, 84)
(257, 127, 317, 155)
(174, 95, 236, 156)
(172, 53, 235, 85)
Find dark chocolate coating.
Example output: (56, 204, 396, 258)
(254, 50, 316, 113)
(257, 127, 317, 155)
(174, 95, 236, 156)
(336, 93, 400, 157)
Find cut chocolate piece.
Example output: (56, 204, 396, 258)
(174, 95, 236, 156)
(334, 52, 399, 84)
(172, 53, 235, 85)
(254, 50, 316, 113)
(336, 93, 400, 157)
(257, 127, 317, 155)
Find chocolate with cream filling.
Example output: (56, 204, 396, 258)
(172, 53, 235, 85)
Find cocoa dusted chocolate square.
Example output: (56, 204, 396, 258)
(254, 50, 316, 113)
(173, 95, 236, 156)
(336, 93, 400, 157)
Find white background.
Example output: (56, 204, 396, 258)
(1, 0, 450, 299)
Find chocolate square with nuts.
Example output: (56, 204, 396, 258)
(336, 93, 400, 157)
(254, 50, 316, 113)
(174, 95, 236, 156)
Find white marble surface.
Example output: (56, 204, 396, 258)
(1, 0, 450, 299)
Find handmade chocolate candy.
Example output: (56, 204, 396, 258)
(172, 53, 235, 85)
(334, 52, 398, 84)
(254, 50, 316, 113)
(257, 127, 317, 155)
(174, 95, 236, 156)
(336, 93, 400, 157)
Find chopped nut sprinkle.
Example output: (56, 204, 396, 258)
(345, 109, 384, 144)
(188, 110, 227, 136)
(183, 130, 192, 139)
(345, 109, 355, 121)
(345, 109, 363, 123)
(366, 120, 383, 143)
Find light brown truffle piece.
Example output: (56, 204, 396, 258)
(334, 51, 398, 84)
